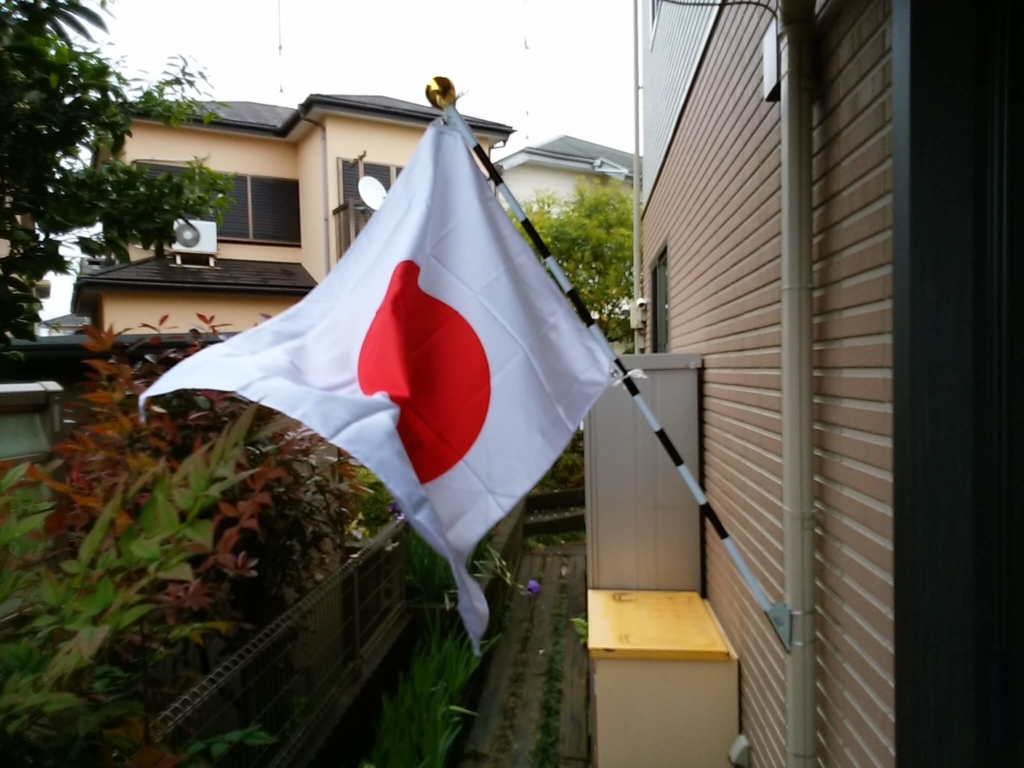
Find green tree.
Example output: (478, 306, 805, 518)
(0, 0, 233, 348)
(518, 180, 634, 348)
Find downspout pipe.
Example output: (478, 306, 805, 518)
(632, 0, 644, 353)
(779, 3, 816, 767)
(301, 115, 332, 279)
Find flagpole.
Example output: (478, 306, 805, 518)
(425, 78, 792, 650)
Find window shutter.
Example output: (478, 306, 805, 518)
(140, 163, 250, 236)
(220, 176, 251, 238)
(363, 162, 392, 191)
(140, 162, 185, 179)
(250, 177, 301, 243)
(342, 160, 360, 202)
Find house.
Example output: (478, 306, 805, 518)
(72, 95, 513, 334)
(37, 312, 90, 337)
(495, 135, 633, 203)
(639, 0, 1020, 766)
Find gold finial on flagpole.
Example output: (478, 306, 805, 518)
(425, 77, 457, 109)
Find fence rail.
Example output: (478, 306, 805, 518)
(153, 520, 408, 768)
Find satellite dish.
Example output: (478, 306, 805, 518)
(358, 176, 388, 211)
(174, 220, 201, 248)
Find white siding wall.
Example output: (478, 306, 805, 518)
(501, 165, 611, 205)
(642, 0, 720, 207)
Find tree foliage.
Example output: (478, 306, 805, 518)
(0, 0, 234, 347)
(517, 180, 634, 347)
(0, 320, 360, 765)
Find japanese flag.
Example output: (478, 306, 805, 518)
(141, 123, 611, 649)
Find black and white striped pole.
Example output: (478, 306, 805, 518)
(426, 77, 792, 651)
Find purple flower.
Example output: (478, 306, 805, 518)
(526, 579, 540, 596)
(388, 502, 401, 516)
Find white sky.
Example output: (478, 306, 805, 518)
(43, 0, 638, 321)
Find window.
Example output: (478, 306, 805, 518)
(334, 159, 404, 262)
(338, 158, 404, 203)
(249, 177, 301, 243)
(139, 164, 301, 245)
(651, 249, 669, 353)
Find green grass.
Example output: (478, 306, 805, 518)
(362, 618, 485, 768)
(570, 616, 588, 647)
(530, 575, 567, 768)
(405, 528, 459, 606)
(405, 528, 496, 606)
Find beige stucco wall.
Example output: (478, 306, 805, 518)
(319, 115, 496, 275)
(121, 122, 305, 267)
(324, 115, 426, 178)
(98, 290, 298, 334)
(122, 122, 299, 178)
(322, 114, 498, 191)
(126, 243, 302, 264)
(323, 116, 424, 274)
(116, 116, 501, 283)
(297, 128, 328, 282)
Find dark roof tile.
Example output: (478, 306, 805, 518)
(172, 95, 513, 139)
(76, 256, 316, 295)
(198, 101, 296, 130)
(313, 94, 513, 135)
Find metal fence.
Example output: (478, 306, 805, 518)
(153, 520, 408, 768)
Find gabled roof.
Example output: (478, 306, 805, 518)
(40, 313, 90, 329)
(496, 135, 636, 178)
(73, 256, 317, 311)
(166, 94, 514, 141)
(197, 101, 298, 132)
(531, 136, 634, 171)
(308, 95, 514, 136)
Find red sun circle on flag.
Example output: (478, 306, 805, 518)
(357, 261, 491, 483)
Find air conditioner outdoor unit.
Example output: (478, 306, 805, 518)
(171, 219, 218, 255)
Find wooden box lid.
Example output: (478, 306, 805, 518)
(587, 590, 732, 661)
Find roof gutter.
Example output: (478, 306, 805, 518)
(161, 98, 514, 143)
(300, 111, 333, 280)
(136, 115, 286, 139)
(75, 280, 314, 296)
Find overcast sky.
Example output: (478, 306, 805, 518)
(42, 0, 637, 320)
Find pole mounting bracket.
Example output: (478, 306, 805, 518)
(766, 602, 793, 651)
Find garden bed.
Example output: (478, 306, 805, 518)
(313, 498, 528, 768)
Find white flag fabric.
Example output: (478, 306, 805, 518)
(141, 122, 611, 648)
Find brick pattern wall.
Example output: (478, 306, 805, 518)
(811, 1, 894, 765)
(640, 1, 893, 766)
